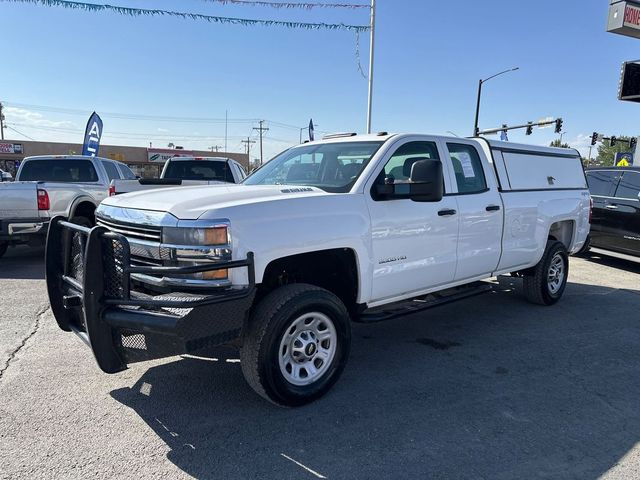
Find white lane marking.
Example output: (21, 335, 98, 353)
(280, 453, 327, 479)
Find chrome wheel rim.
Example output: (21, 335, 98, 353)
(547, 253, 565, 295)
(278, 312, 337, 387)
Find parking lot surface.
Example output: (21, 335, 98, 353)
(1, 246, 640, 479)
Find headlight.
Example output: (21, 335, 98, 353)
(162, 225, 229, 246)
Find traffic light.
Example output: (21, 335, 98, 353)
(591, 132, 599, 146)
(619, 61, 640, 103)
(555, 118, 563, 134)
(631, 137, 637, 150)
(611, 136, 617, 147)
(526, 122, 533, 136)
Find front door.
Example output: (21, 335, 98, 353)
(366, 139, 459, 303)
(607, 170, 640, 254)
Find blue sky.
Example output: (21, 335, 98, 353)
(1, 0, 638, 160)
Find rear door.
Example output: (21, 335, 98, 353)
(586, 170, 621, 248)
(608, 170, 640, 254)
(445, 142, 503, 280)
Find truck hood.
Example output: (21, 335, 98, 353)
(101, 184, 328, 219)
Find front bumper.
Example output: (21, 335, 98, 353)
(45, 217, 255, 374)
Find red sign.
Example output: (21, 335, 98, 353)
(0, 143, 23, 154)
(625, 4, 640, 28)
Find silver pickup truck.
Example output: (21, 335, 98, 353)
(108, 156, 247, 196)
(0, 155, 136, 258)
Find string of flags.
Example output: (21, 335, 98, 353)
(1, 0, 372, 32)
(199, 0, 370, 10)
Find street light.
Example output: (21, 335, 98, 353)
(473, 67, 520, 136)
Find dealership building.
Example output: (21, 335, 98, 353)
(0, 139, 250, 178)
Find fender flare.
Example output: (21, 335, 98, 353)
(68, 196, 98, 220)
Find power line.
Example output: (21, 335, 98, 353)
(3, 0, 371, 32)
(253, 120, 270, 166)
(241, 137, 256, 159)
(3, 101, 257, 124)
(5, 126, 36, 141)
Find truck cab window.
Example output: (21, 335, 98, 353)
(101, 161, 120, 181)
(117, 163, 137, 180)
(381, 141, 440, 183)
(447, 143, 487, 194)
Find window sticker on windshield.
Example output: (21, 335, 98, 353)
(457, 152, 476, 178)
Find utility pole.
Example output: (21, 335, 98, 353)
(241, 137, 256, 160)
(0, 102, 5, 140)
(210, 145, 222, 153)
(253, 120, 269, 166)
(366, 0, 376, 134)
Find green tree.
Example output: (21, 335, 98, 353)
(596, 136, 633, 166)
(549, 139, 570, 148)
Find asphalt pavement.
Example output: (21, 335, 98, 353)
(1, 246, 640, 479)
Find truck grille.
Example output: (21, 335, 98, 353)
(96, 218, 162, 243)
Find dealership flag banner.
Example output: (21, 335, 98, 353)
(82, 112, 103, 157)
(309, 118, 315, 142)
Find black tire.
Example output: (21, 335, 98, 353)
(0, 242, 7, 259)
(66, 216, 93, 282)
(69, 216, 93, 228)
(523, 240, 569, 306)
(573, 235, 590, 257)
(240, 284, 351, 407)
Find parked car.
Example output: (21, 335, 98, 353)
(0, 155, 136, 258)
(0, 169, 13, 182)
(109, 156, 247, 196)
(584, 166, 640, 256)
(46, 133, 590, 406)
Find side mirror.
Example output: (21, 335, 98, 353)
(408, 160, 444, 202)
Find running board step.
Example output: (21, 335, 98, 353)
(356, 282, 492, 323)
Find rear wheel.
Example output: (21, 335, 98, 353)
(0, 242, 8, 259)
(241, 284, 351, 407)
(523, 240, 569, 305)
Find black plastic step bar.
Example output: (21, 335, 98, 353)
(357, 282, 492, 323)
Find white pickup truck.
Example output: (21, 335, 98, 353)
(46, 133, 590, 406)
(0, 155, 136, 258)
(108, 156, 247, 196)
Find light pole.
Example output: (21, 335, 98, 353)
(473, 67, 520, 136)
(366, 0, 376, 134)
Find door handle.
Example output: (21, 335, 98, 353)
(486, 205, 501, 212)
(605, 205, 619, 210)
(438, 209, 457, 217)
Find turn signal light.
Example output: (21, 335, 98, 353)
(202, 269, 228, 280)
(37, 189, 50, 211)
(109, 185, 116, 196)
(203, 227, 229, 246)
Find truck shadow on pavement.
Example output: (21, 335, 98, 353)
(0, 246, 45, 280)
(110, 279, 640, 480)
(580, 250, 640, 275)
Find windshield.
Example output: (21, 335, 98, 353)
(164, 160, 234, 182)
(243, 141, 384, 193)
(19, 159, 98, 183)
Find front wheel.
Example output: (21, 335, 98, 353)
(241, 284, 351, 407)
(523, 240, 569, 305)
